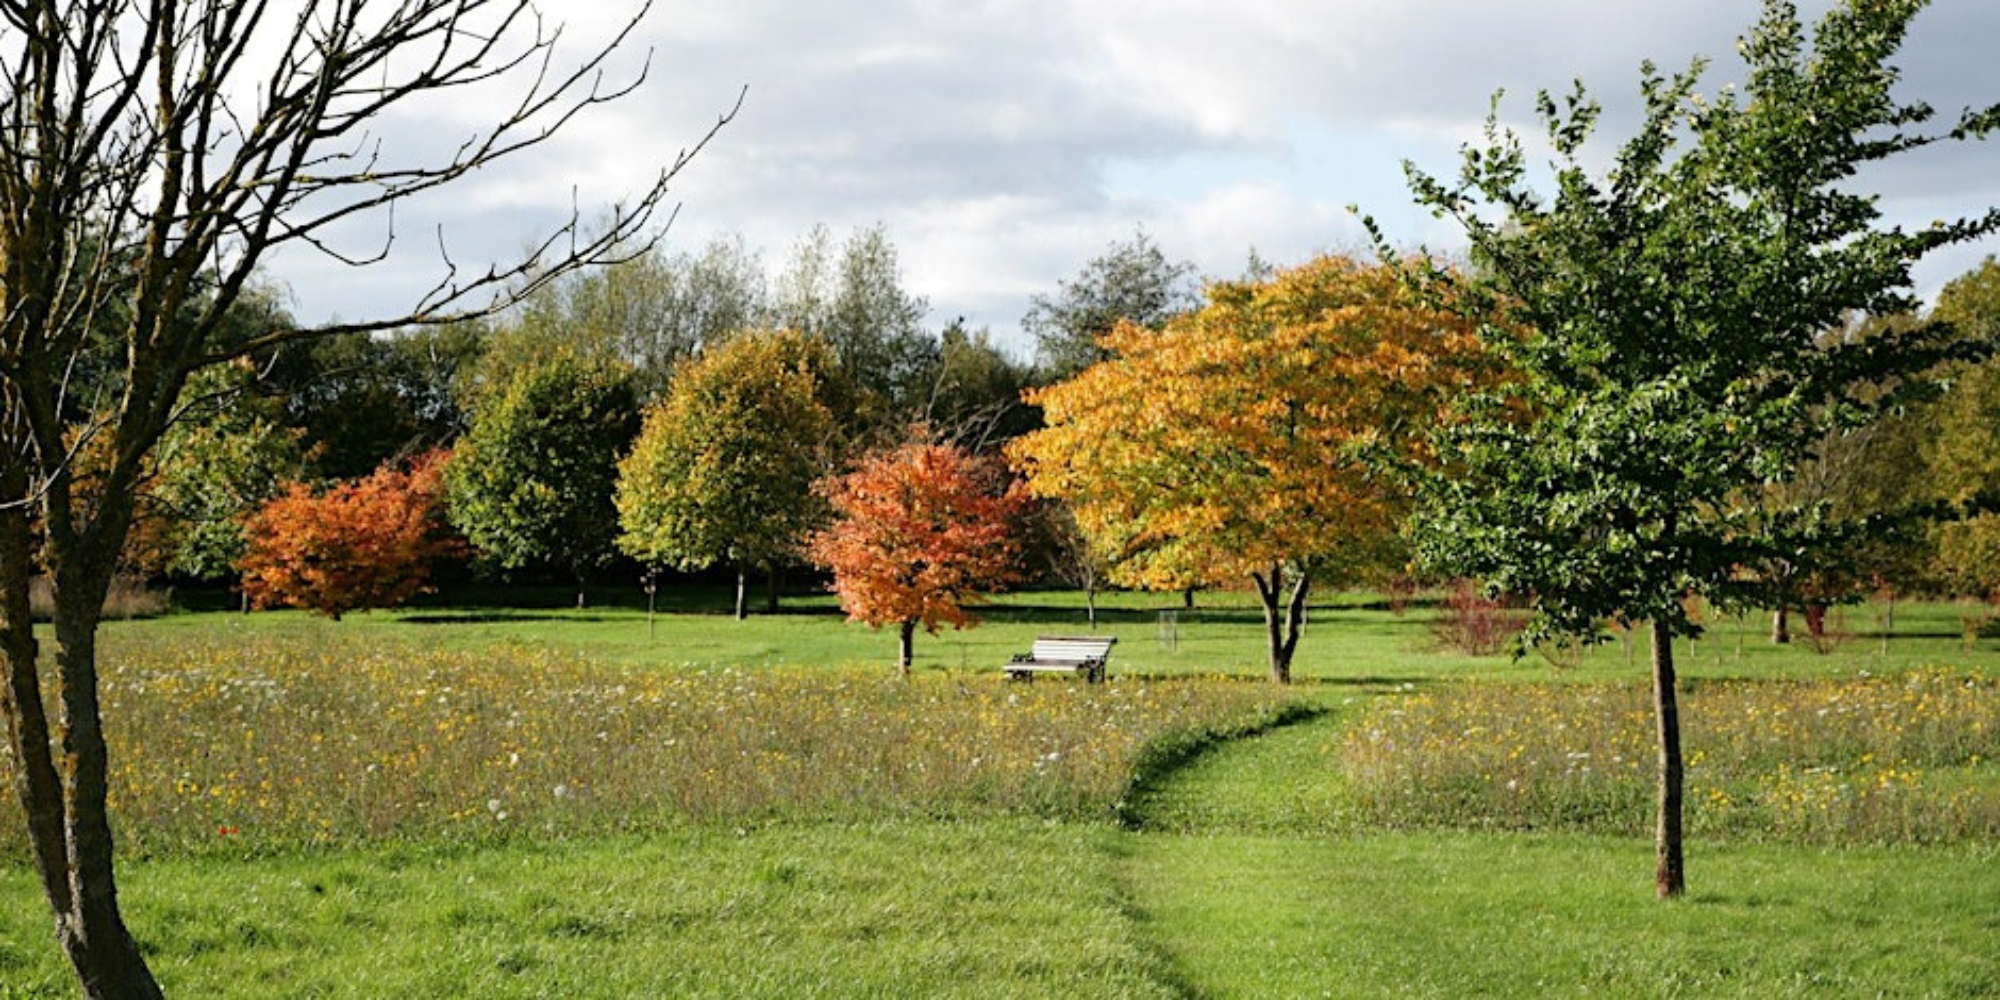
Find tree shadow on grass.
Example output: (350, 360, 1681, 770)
(396, 612, 613, 625)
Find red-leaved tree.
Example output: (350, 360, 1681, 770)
(239, 452, 460, 620)
(807, 439, 1029, 675)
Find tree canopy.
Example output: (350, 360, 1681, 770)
(616, 329, 844, 618)
(444, 353, 640, 605)
(1023, 228, 1200, 379)
(807, 438, 1029, 675)
(1012, 254, 1495, 682)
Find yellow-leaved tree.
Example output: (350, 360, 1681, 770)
(1009, 254, 1498, 683)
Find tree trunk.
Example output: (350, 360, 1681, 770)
(734, 565, 748, 621)
(1086, 583, 1098, 629)
(1251, 562, 1310, 685)
(1651, 618, 1687, 899)
(765, 566, 781, 615)
(1182, 587, 1196, 610)
(897, 620, 915, 679)
(1770, 606, 1790, 644)
(52, 589, 162, 998)
(1804, 602, 1827, 639)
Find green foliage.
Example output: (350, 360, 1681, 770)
(444, 354, 639, 596)
(614, 330, 841, 602)
(262, 325, 485, 480)
(1022, 227, 1199, 379)
(147, 364, 308, 581)
(926, 321, 1038, 448)
(479, 235, 768, 401)
(772, 224, 938, 427)
(1397, 0, 2000, 644)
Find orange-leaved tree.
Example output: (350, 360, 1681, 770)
(1010, 254, 1499, 682)
(239, 452, 460, 620)
(807, 437, 1030, 675)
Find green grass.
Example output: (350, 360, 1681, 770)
(1116, 702, 1999, 997)
(5, 591, 1995, 996)
(108, 586, 1996, 683)
(1120, 831, 2000, 998)
(0, 822, 1177, 999)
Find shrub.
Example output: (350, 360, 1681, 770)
(1432, 578, 1523, 656)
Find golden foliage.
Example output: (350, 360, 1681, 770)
(1009, 254, 1496, 591)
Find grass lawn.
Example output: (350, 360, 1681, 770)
(109, 585, 1994, 683)
(0, 822, 1176, 999)
(1121, 831, 2000, 998)
(1118, 708, 1999, 997)
(2, 589, 1992, 996)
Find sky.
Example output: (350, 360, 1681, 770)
(269, 0, 2000, 360)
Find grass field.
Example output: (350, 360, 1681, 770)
(1, 588, 1994, 997)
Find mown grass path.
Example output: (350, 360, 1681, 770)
(1114, 696, 1999, 999)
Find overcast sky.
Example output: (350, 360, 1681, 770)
(269, 0, 2000, 359)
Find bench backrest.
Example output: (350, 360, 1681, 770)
(1029, 636, 1117, 662)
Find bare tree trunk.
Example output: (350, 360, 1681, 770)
(50, 586, 162, 998)
(1771, 606, 1790, 644)
(1651, 618, 1687, 899)
(1085, 583, 1097, 629)
(0, 483, 82, 985)
(897, 620, 915, 678)
(1251, 563, 1310, 685)
(734, 565, 749, 621)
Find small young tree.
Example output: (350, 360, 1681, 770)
(616, 329, 842, 618)
(806, 438, 1029, 675)
(1387, 0, 1998, 897)
(239, 453, 459, 620)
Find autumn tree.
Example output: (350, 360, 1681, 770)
(1925, 258, 2000, 613)
(1010, 254, 1493, 683)
(1388, 0, 1997, 897)
(445, 353, 640, 606)
(0, 2, 727, 993)
(807, 438, 1030, 675)
(616, 329, 843, 618)
(239, 453, 460, 620)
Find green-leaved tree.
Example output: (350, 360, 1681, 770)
(1387, 0, 1998, 898)
(615, 329, 844, 618)
(445, 353, 641, 607)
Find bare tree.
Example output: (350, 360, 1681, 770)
(0, 2, 731, 994)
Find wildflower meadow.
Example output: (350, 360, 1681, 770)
(0, 631, 1292, 860)
(1341, 668, 1998, 845)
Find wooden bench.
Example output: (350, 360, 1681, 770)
(1005, 635, 1117, 683)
